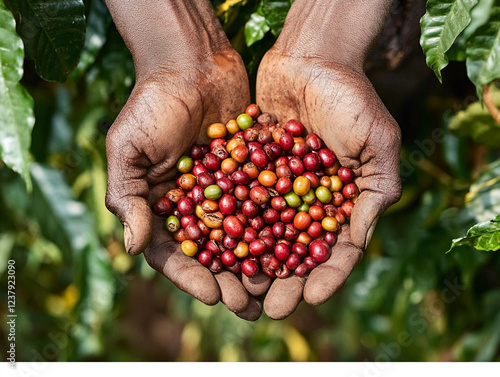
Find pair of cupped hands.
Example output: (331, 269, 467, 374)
(105, 14, 402, 321)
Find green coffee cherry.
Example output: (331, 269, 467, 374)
(204, 185, 223, 200)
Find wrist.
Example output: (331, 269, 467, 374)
(105, 0, 232, 79)
(273, 0, 394, 71)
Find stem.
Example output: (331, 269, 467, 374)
(483, 84, 500, 126)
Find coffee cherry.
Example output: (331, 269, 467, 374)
(181, 215, 197, 228)
(293, 176, 311, 196)
(241, 258, 259, 277)
(166, 188, 185, 203)
(250, 149, 269, 167)
(288, 157, 305, 176)
(177, 197, 195, 216)
(241, 227, 257, 243)
(248, 216, 265, 231)
(231, 145, 249, 163)
(245, 104, 261, 119)
(226, 119, 239, 134)
(231, 170, 250, 185)
(198, 250, 213, 266)
(223, 216, 244, 238)
(284, 191, 302, 208)
(307, 221, 323, 238)
(286, 253, 301, 270)
(219, 194, 237, 215)
(204, 185, 222, 200)
(303, 153, 321, 171)
(318, 148, 336, 167)
(292, 138, 309, 158)
(181, 240, 198, 257)
(249, 239, 267, 256)
(154, 197, 173, 215)
(293, 211, 312, 230)
(292, 242, 308, 258)
(176, 156, 194, 173)
(250, 186, 270, 204)
(207, 122, 227, 139)
(209, 257, 223, 273)
(279, 132, 294, 151)
(274, 243, 290, 261)
(321, 216, 338, 232)
(235, 113, 252, 130)
(275, 264, 290, 279)
(294, 263, 308, 277)
(272, 222, 285, 238)
(305, 133, 322, 150)
(309, 240, 330, 263)
(337, 167, 354, 183)
(315, 186, 332, 204)
(324, 232, 337, 246)
(166, 215, 180, 232)
(221, 250, 237, 266)
(234, 241, 249, 258)
(284, 119, 305, 136)
(342, 183, 359, 200)
(258, 170, 278, 187)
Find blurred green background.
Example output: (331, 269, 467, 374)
(1, 0, 499, 362)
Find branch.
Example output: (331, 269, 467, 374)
(483, 84, 500, 126)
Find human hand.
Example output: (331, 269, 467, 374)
(255, 0, 401, 319)
(104, 0, 262, 319)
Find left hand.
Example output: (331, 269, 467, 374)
(256, 49, 402, 319)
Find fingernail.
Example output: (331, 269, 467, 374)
(364, 217, 379, 250)
(124, 224, 134, 254)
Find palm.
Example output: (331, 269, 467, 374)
(256, 51, 402, 319)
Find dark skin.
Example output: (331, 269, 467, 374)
(104, 0, 401, 320)
(256, 0, 402, 318)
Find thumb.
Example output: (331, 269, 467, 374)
(105, 126, 153, 256)
(349, 174, 401, 250)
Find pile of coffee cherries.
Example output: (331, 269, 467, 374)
(153, 104, 358, 280)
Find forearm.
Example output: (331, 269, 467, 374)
(105, 0, 231, 79)
(274, 0, 395, 71)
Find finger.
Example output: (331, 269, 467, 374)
(214, 271, 249, 313)
(303, 225, 362, 306)
(105, 124, 152, 255)
(350, 127, 402, 249)
(263, 275, 305, 320)
(242, 271, 272, 297)
(144, 215, 221, 306)
(236, 296, 263, 321)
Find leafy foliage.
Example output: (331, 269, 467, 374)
(421, 0, 500, 98)
(420, 0, 478, 83)
(448, 85, 500, 147)
(448, 214, 500, 252)
(0, 1, 35, 190)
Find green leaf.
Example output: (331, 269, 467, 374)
(261, 0, 292, 37)
(5, 0, 86, 82)
(420, 0, 478, 82)
(30, 163, 114, 357)
(245, 12, 270, 46)
(71, 0, 111, 78)
(466, 3, 500, 99)
(448, 86, 500, 147)
(447, 214, 500, 252)
(465, 158, 500, 221)
(0, 1, 35, 190)
(448, 0, 496, 61)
